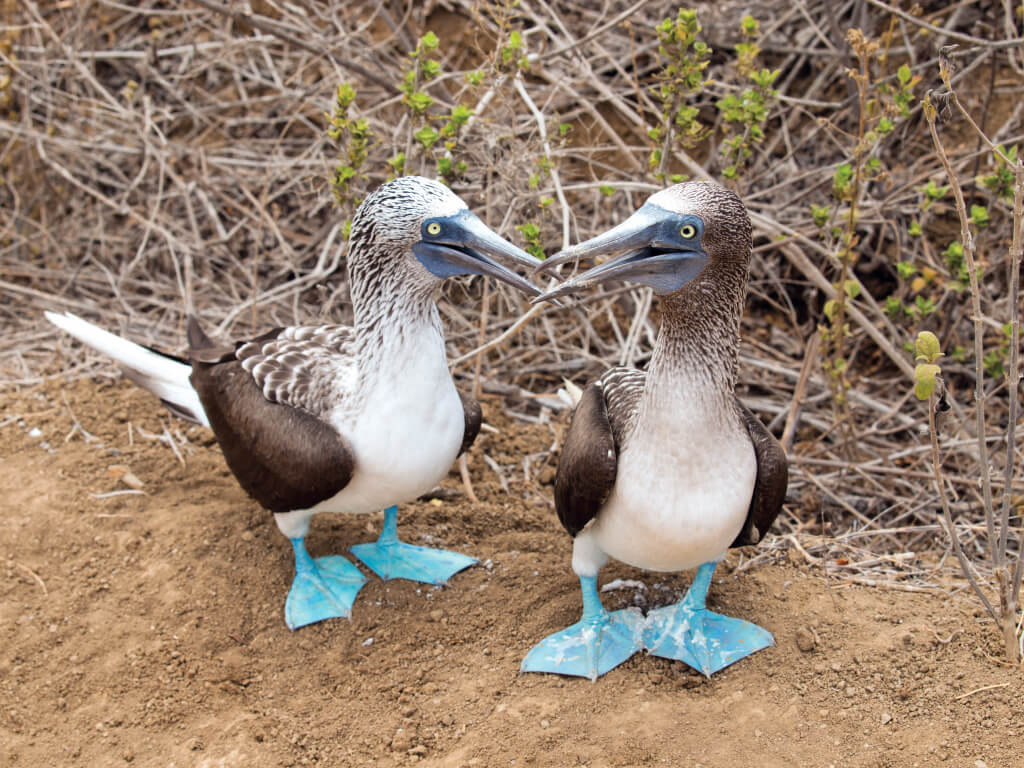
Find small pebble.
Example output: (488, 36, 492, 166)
(28, 427, 42, 438)
(795, 627, 816, 652)
(362, 637, 374, 646)
(880, 713, 892, 725)
(391, 730, 411, 752)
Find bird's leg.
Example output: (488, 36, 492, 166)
(350, 505, 476, 584)
(642, 561, 774, 675)
(284, 537, 367, 630)
(521, 574, 643, 681)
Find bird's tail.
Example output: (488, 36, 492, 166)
(45, 311, 210, 428)
(557, 377, 584, 408)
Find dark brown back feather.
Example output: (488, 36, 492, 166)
(458, 391, 482, 457)
(730, 400, 788, 547)
(187, 320, 355, 514)
(554, 383, 618, 537)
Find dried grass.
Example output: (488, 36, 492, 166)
(1, 0, 1022, 606)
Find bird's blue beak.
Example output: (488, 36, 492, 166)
(531, 203, 709, 304)
(413, 210, 543, 297)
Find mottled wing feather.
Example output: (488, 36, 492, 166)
(458, 391, 482, 457)
(596, 367, 646, 448)
(186, 322, 358, 513)
(730, 400, 789, 547)
(236, 325, 356, 420)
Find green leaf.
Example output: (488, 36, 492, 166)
(896, 261, 917, 280)
(336, 82, 356, 110)
(414, 125, 439, 149)
(969, 204, 990, 228)
(421, 59, 441, 79)
(810, 203, 830, 228)
(823, 298, 840, 322)
(842, 280, 860, 299)
(598, 184, 615, 197)
(420, 31, 439, 50)
(914, 295, 937, 316)
(914, 331, 943, 363)
(405, 90, 434, 113)
(897, 64, 912, 85)
(450, 104, 473, 125)
(913, 363, 940, 400)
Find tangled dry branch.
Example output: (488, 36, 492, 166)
(1, 0, 1022, 610)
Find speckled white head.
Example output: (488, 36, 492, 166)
(346, 176, 541, 313)
(351, 176, 469, 251)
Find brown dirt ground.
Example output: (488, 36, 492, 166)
(2, 378, 1022, 768)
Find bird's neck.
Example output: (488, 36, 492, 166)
(643, 259, 746, 411)
(348, 244, 446, 372)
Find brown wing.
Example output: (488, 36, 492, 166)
(730, 400, 788, 547)
(458, 391, 482, 457)
(554, 383, 619, 537)
(187, 318, 354, 514)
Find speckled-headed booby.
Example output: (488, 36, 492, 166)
(521, 181, 788, 680)
(47, 176, 542, 630)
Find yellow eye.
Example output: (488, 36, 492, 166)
(680, 224, 696, 239)
(426, 222, 442, 236)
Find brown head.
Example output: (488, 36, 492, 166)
(533, 181, 751, 303)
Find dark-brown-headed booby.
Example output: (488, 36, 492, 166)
(521, 181, 788, 680)
(47, 175, 542, 630)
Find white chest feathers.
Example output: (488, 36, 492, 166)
(312, 329, 464, 515)
(586, 401, 756, 572)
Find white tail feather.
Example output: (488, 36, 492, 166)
(557, 377, 584, 408)
(46, 311, 210, 428)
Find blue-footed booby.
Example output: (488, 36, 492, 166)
(521, 181, 788, 680)
(47, 175, 542, 630)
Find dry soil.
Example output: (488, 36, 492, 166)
(2, 378, 1022, 767)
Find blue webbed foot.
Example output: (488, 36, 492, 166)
(521, 576, 643, 681)
(285, 540, 367, 630)
(642, 561, 774, 676)
(350, 506, 476, 585)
